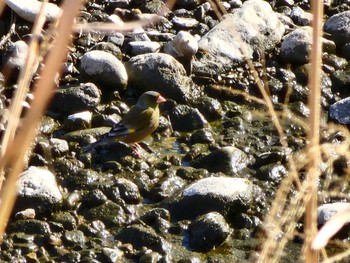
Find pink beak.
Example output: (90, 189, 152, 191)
(157, 95, 166, 103)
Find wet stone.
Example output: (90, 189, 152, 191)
(329, 97, 350, 126)
(189, 212, 231, 252)
(51, 83, 101, 114)
(189, 146, 250, 175)
(64, 111, 92, 131)
(168, 104, 208, 132)
(115, 224, 169, 254)
(16, 166, 63, 214)
(190, 128, 215, 144)
(85, 200, 127, 227)
(63, 230, 86, 247)
(83, 189, 109, 209)
(80, 50, 128, 93)
(167, 177, 253, 220)
(255, 163, 287, 182)
(192, 96, 223, 122)
(115, 178, 142, 204)
(50, 212, 77, 231)
(151, 175, 187, 202)
(98, 247, 124, 263)
(8, 219, 51, 235)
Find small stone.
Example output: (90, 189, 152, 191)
(51, 83, 101, 114)
(128, 41, 160, 55)
(172, 17, 199, 29)
(167, 177, 253, 220)
(164, 31, 198, 61)
(6, 0, 61, 23)
(16, 167, 63, 214)
(65, 111, 93, 131)
(49, 138, 69, 157)
(190, 146, 250, 174)
(126, 53, 194, 102)
(80, 50, 128, 93)
(168, 104, 208, 132)
(189, 212, 231, 252)
(329, 97, 350, 126)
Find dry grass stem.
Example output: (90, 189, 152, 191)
(304, 0, 324, 261)
(0, 0, 48, 191)
(0, 0, 84, 241)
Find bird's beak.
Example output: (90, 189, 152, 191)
(157, 95, 166, 103)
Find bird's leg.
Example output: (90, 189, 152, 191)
(131, 143, 147, 158)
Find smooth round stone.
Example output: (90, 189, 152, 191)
(128, 41, 160, 55)
(189, 212, 231, 252)
(6, 0, 61, 22)
(16, 166, 63, 214)
(172, 16, 199, 28)
(65, 111, 93, 131)
(80, 50, 128, 92)
(164, 31, 198, 60)
(167, 177, 253, 220)
(317, 202, 350, 226)
(329, 97, 350, 125)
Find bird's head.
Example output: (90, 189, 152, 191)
(137, 91, 166, 109)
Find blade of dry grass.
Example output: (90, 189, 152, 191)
(304, 0, 324, 261)
(0, 0, 48, 190)
(312, 208, 350, 250)
(0, 0, 5, 17)
(0, 0, 84, 241)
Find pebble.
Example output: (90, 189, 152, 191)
(190, 146, 250, 174)
(189, 212, 231, 252)
(167, 176, 253, 220)
(16, 166, 63, 214)
(168, 104, 208, 132)
(128, 41, 160, 55)
(317, 202, 350, 226)
(80, 50, 128, 93)
(2, 40, 31, 83)
(280, 26, 336, 65)
(125, 53, 194, 101)
(324, 10, 350, 48)
(290, 6, 313, 26)
(163, 31, 198, 61)
(51, 83, 101, 114)
(65, 111, 93, 131)
(6, 0, 61, 23)
(49, 138, 69, 157)
(329, 97, 350, 125)
(115, 224, 169, 253)
(172, 16, 199, 28)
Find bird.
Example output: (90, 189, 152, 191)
(84, 91, 166, 153)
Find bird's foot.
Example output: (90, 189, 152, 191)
(131, 143, 147, 158)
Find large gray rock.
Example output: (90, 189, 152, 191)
(125, 53, 194, 102)
(324, 10, 350, 48)
(6, 0, 61, 22)
(195, 0, 285, 74)
(281, 26, 335, 65)
(190, 146, 250, 175)
(16, 166, 63, 214)
(51, 83, 101, 114)
(80, 50, 128, 93)
(166, 177, 253, 220)
(329, 97, 350, 126)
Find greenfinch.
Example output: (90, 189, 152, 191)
(85, 91, 166, 151)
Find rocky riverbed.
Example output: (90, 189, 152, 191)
(1, 0, 350, 262)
